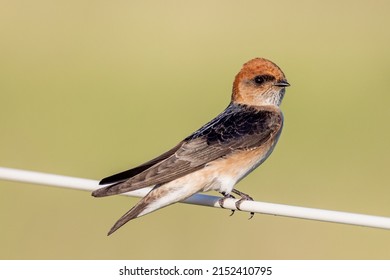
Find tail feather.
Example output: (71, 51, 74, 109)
(107, 200, 149, 235)
(106, 179, 202, 235)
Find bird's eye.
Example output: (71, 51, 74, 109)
(253, 75, 275, 85)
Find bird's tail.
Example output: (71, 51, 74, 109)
(107, 181, 200, 235)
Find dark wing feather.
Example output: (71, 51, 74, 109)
(92, 103, 282, 197)
(99, 142, 183, 185)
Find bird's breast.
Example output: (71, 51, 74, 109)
(201, 140, 276, 193)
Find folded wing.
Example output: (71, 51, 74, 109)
(92, 104, 282, 197)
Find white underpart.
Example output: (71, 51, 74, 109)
(136, 166, 239, 218)
(206, 175, 237, 194)
(257, 87, 286, 107)
(137, 171, 209, 217)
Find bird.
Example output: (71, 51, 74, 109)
(92, 58, 290, 235)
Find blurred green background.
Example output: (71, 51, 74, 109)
(1, 0, 390, 259)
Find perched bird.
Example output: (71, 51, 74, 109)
(93, 58, 290, 235)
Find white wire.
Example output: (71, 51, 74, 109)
(1, 166, 389, 230)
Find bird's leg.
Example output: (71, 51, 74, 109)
(218, 191, 236, 216)
(231, 189, 255, 219)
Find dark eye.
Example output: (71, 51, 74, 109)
(253, 74, 275, 85)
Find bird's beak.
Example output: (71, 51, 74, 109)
(274, 80, 290, 87)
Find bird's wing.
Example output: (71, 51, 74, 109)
(99, 142, 183, 185)
(92, 104, 282, 197)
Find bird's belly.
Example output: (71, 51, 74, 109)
(201, 143, 275, 193)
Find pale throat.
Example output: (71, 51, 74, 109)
(236, 88, 284, 107)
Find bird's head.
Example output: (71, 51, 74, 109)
(232, 58, 289, 107)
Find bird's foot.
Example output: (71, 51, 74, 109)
(218, 191, 236, 216)
(231, 189, 255, 219)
